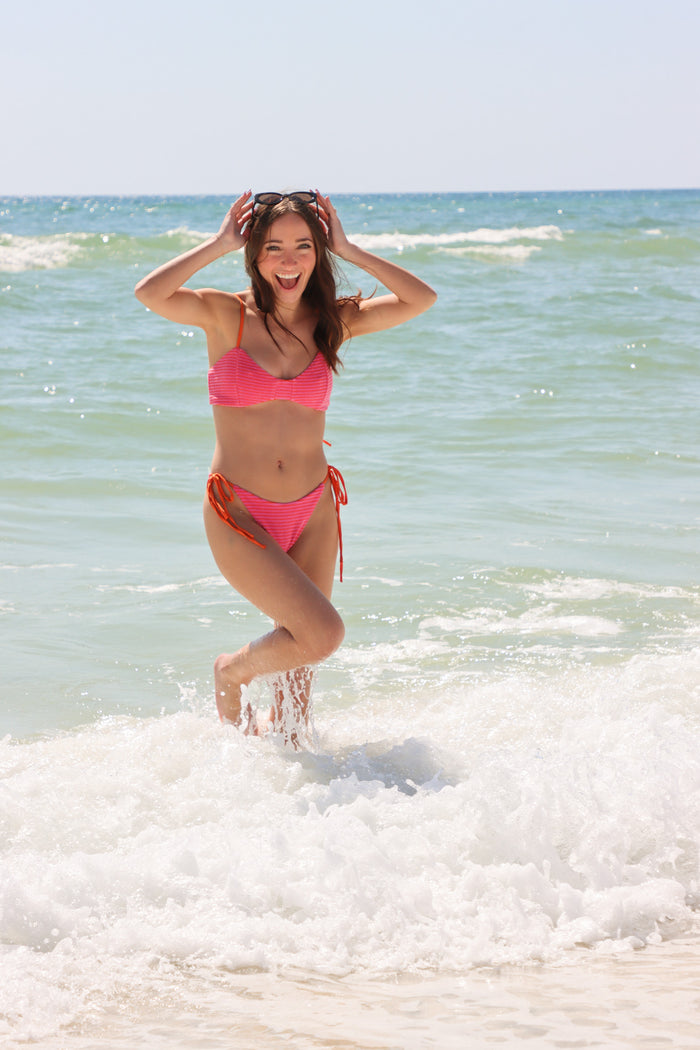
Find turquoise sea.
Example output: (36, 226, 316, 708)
(1, 191, 699, 1048)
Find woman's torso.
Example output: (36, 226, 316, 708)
(206, 292, 332, 500)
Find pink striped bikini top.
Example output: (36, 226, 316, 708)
(208, 297, 332, 412)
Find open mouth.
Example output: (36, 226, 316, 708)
(275, 273, 301, 291)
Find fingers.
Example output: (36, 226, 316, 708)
(317, 208, 330, 238)
(315, 190, 334, 240)
(235, 191, 253, 218)
(229, 191, 254, 242)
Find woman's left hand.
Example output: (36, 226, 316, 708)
(316, 192, 352, 259)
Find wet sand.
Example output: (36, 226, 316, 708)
(30, 933, 700, 1050)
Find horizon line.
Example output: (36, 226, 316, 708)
(2, 186, 699, 200)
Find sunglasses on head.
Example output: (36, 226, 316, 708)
(251, 191, 319, 219)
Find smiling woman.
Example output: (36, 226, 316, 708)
(134, 189, 437, 742)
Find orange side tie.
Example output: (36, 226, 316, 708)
(326, 465, 348, 582)
(206, 473, 266, 548)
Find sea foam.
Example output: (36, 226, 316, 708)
(0, 234, 84, 272)
(1, 652, 698, 1048)
(350, 225, 563, 252)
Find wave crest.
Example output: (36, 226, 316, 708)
(0, 233, 85, 273)
(349, 225, 563, 253)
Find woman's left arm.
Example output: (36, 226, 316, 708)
(319, 193, 437, 337)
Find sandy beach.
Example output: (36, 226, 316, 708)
(24, 933, 700, 1049)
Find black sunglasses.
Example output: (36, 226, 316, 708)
(251, 191, 319, 218)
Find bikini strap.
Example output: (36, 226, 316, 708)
(234, 296, 245, 348)
(207, 473, 265, 548)
(326, 465, 348, 583)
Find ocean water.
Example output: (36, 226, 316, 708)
(1, 190, 699, 1048)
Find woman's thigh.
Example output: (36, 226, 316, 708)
(202, 484, 339, 636)
(287, 481, 339, 600)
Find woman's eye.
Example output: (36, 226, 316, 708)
(263, 242, 313, 253)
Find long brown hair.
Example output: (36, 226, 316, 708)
(243, 197, 357, 373)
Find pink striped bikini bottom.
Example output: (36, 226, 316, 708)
(206, 466, 347, 580)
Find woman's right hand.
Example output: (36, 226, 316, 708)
(216, 191, 254, 252)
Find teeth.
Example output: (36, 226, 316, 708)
(276, 273, 300, 279)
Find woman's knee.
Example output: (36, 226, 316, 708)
(305, 606, 345, 663)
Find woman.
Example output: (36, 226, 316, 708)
(135, 190, 436, 737)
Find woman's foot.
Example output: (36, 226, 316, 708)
(214, 652, 249, 727)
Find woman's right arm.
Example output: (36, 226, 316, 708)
(134, 192, 252, 327)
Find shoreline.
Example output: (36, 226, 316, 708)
(20, 933, 700, 1050)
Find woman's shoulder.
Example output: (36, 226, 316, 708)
(199, 287, 256, 321)
(199, 287, 251, 307)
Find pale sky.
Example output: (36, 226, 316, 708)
(2, 0, 698, 195)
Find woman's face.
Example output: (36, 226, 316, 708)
(255, 211, 317, 303)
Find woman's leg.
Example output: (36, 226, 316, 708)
(203, 481, 342, 725)
(267, 480, 341, 736)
